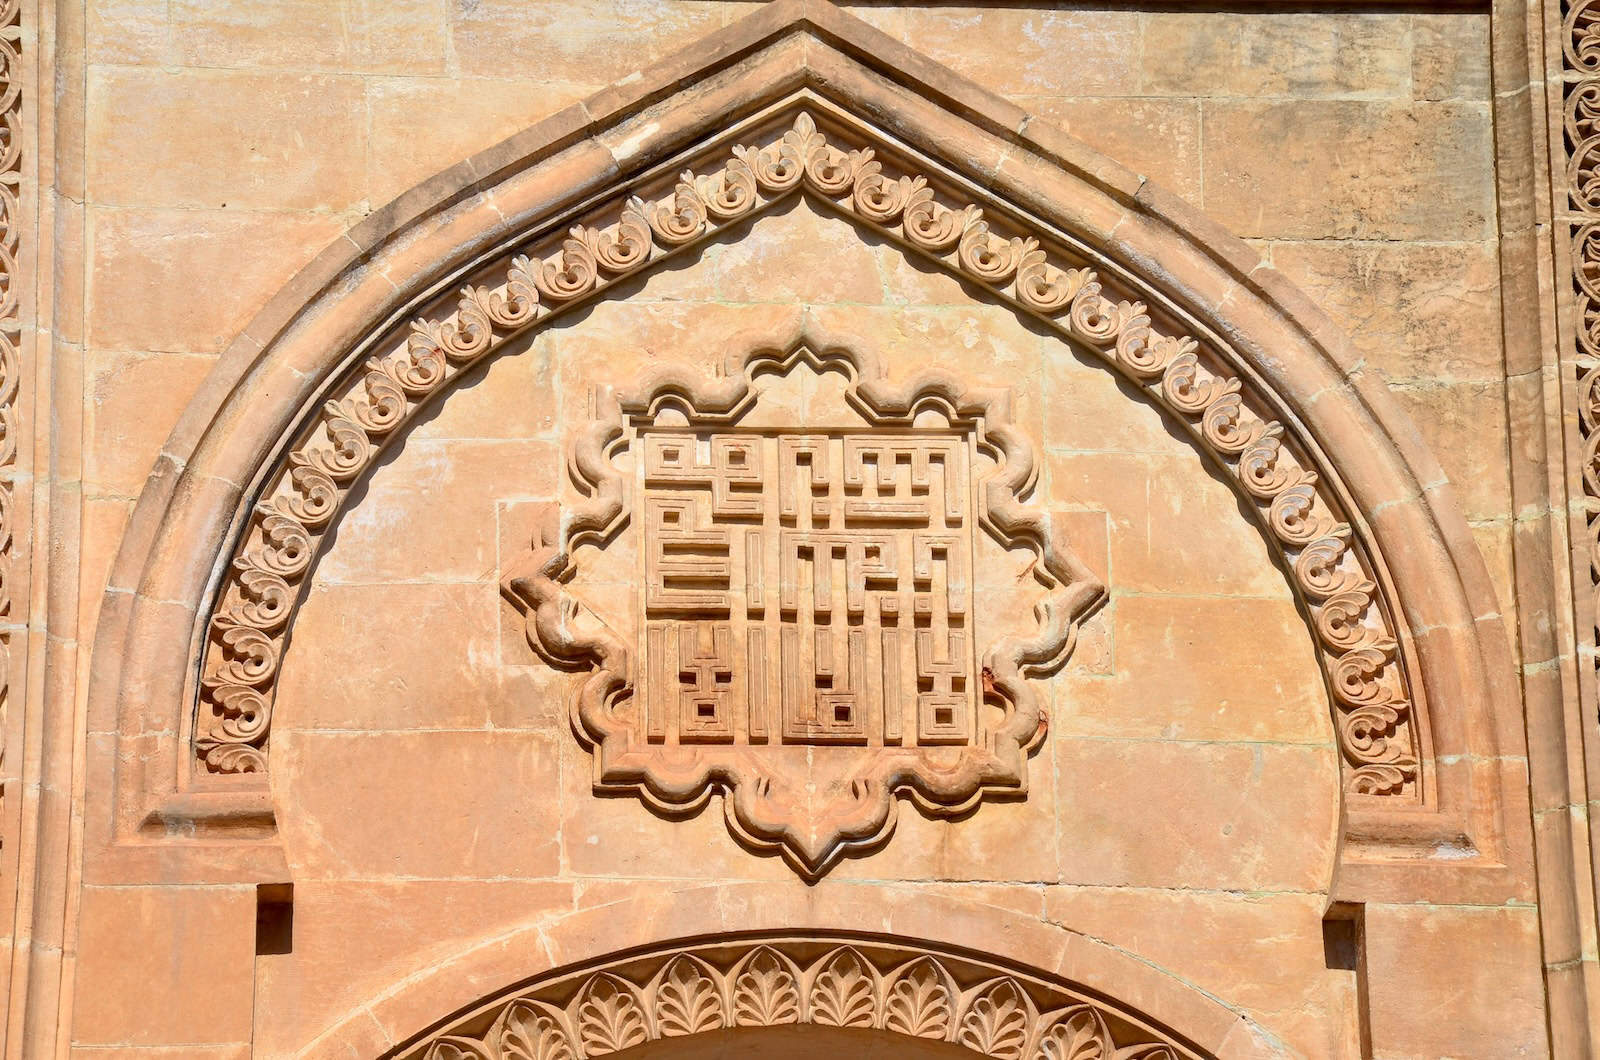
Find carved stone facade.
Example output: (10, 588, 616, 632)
(1, 0, 1594, 1056)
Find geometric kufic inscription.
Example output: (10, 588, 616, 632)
(641, 430, 976, 750)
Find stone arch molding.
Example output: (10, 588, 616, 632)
(94, 0, 1521, 893)
(199, 104, 1424, 796)
(398, 934, 1199, 1060)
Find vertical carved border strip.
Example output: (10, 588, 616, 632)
(0, 0, 19, 794)
(1565, 0, 1600, 723)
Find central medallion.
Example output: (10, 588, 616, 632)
(503, 327, 1105, 877)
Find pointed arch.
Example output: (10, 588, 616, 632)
(87, 0, 1526, 901)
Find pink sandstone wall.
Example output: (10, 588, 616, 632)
(42, 2, 1547, 1058)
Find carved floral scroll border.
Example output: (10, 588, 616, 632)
(398, 935, 1196, 1060)
(1564, 1, 1600, 729)
(0, 0, 20, 804)
(195, 104, 1422, 798)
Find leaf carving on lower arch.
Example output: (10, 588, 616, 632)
(493, 1000, 576, 1060)
(574, 973, 649, 1055)
(881, 956, 954, 1039)
(808, 946, 877, 1028)
(960, 977, 1032, 1060)
(732, 946, 802, 1026)
(654, 955, 723, 1037)
(1032, 1005, 1114, 1060)
(422, 1039, 493, 1060)
(400, 936, 1197, 1059)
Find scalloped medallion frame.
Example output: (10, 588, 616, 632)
(86, 0, 1529, 903)
(500, 331, 1106, 877)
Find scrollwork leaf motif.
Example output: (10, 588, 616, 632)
(573, 973, 649, 1055)
(579, 201, 653, 275)
(636, 179, 706, 246)
(882, 956, 953, 1039)
(959, 978, 1032, 1060)
(1159, 349, 1237, 415)
(1293, 532, 1367, 600)
(1315, 589, 1374, 652)
(1350, 759, 1418, 795)
(1016, 249, 1092, 315)
(698, 154, 758, 221)
(1268, 474, 1339, 546)
(241, 511, 313, 578)
(1331, 641, 1400, 710)
(1237, 426, 1295, 501)
(654, 955, 723, 1037)
(196, 740, 265, 774)
(958, 213, 1033, 285)
(808, 947, 876, 1028)
(733, 141, 801, 194)
(535, 234, 599, 302)
(466, 253, 540, 329)
(204, 624, 278, 689)
(852, 157, 921, 224)
(732, 946, 802, 1026)
(1199, 391, 1265, 455)
(337, 367, 408, 436)
(903, 185, 966, 251)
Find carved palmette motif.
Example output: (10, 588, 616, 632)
(195, 107, 1421, 799)
(401, 937, 1197, 1060)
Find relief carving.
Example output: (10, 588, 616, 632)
(399, 935, 1193, 1060)
(0, 0, 19, 844)
(194, 106, 1423, 801)
(501, 337, 1105, 877)
(1565, 0, 1600, 722)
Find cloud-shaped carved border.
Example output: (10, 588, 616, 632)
(501, 321, 1105, 877)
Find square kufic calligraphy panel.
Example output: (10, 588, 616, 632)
(637, 429, 980, 750)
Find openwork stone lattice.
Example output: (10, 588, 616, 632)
(195, 106, 1422, 799)
(397, 935, 1196, 1060)
(501, 338, 1105, 876)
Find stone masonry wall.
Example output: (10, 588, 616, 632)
(63, 4, 1540, 1058)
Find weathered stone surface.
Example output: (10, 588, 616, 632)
(86, 68, 367, 210)
(88, 206, 347, 353)
(27, 2, 1563, 1057)
(1202, 101, 1495, 240)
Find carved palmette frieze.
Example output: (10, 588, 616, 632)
(501, 338, 1106, 876)
(398, 936, 1193, 1060)
(194, 106, 1422, 800)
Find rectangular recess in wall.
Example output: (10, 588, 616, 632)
(256, 882, 293, 956)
